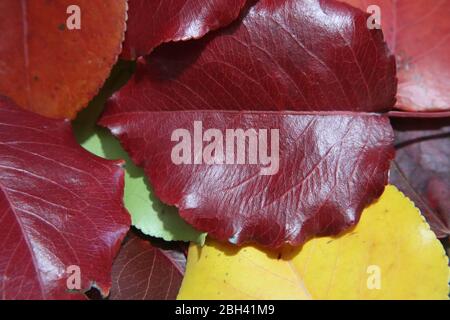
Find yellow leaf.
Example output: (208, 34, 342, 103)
(178, 185, 449, 300)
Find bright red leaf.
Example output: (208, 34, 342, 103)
(121, 0, 248, 59)
(0, 97, 130, 299)
(0, 0, 127, 119)
(341, 0, 450, 112)
(101, 0, 396, 248)
(110, 231, 186, 300)
(390, 118, 450, 238)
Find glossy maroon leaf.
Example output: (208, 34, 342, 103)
(119, 0, 396, 112)
(121, 0, 248, 59)
(341, 0, 450, 112)
(0, 97, 130, 299)
(102, 112, 394, 247)
(100, 0, 396, 248)
(390, 117, 450, 238)
(110, 231, 186, 300)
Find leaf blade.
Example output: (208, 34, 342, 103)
(0, 97, 130, 299)
(341, 0, 450, 112)
(121, 0, 248, 59)
(110, 231, 186, 300)
(0, 0, 127, 119)
(101, 0, 397, 248)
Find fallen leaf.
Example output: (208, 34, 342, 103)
(0, 0, 127, 119)
(341, 0, 450, 112)
(73, 61, 206, 244)
(121, 0, 248, 59)
(178, 185, 449, 300)
(0, 96, 130, 299)
(110, 230, 186, 300)
(101, 0, 396, 248)
(102, 112, 394, 248)
(390, 117, 450, 238)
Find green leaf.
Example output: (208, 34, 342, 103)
(73, 61, 206, 244)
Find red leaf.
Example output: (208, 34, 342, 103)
(100, 0, 396, 248)
(0, 0, 127, 119)
(102, 112, 394, 247)
(119, 0, 396, 112)
(0, 97, 130, 299)
(390, 118, 450, 238)
(110, 231, 186, 300)
(341, 0, 450, 112)
(121, 0, 248, 59)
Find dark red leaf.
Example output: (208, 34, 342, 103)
(121, 0, 248, 59)
(341, 0, 450, 112)
(100, 0, 396, 248)
(390, 117, 450, 238)
(102, 112, 394, 247)
(119, 0, 396, 112)
(0, 97, 130, 299)
(110, 231, 186, 300)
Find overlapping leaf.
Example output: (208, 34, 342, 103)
(101, 0, 397, 248)
(390, 118, 450, 238)
(341, 0, 450, 237)
(110, 231, 186, 300)
(0, 0, 127, 119)
(102, 112, 395, 247)
(121, 0, 248, 59)
(0, 97, 130, 299)
(342, 0, 450, 112)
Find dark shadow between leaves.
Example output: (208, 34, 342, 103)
(136, 0, 258, 83)
(391, 117, 450, 150)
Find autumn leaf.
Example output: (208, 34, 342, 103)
(121, 0, 248, 59)
(102, 111, 394, 248)
(0, 0, 127, 119)
(341, 0, 450, 112)
(178, 186, 449, 300)
(390, 117, 450, 238)
(0, 97, 130, 299)
(109, 230, 186, 300)
(100, 0, 396, 248)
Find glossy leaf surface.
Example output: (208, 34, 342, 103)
(0, 97, 130, 299)
(121, 0, 247, 59)
(101, 0, 396, 248)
